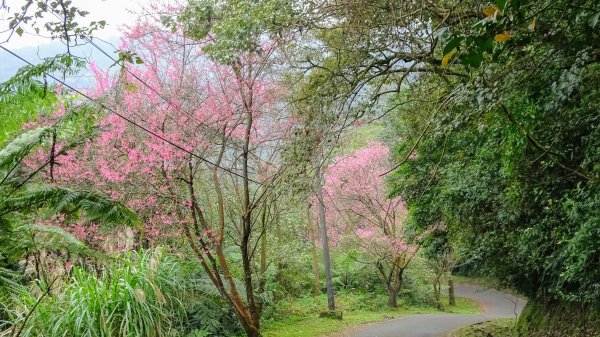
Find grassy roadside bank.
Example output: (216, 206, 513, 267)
(262, 293, 480, 337)
(447, 319, 517, 337)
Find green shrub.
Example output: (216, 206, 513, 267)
(7, 249, 189, 337)
(399, 257, 437, 307)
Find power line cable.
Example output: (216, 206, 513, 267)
(83, 37, 240, 159)
(0, 44, 259, 184)
(82, 35, 260, 175)
(82, 36, 261, 179)
(47, 11, 217, 132)
(84, 36, 215, 129)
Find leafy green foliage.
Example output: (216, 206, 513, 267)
(389, 0, 600, 305)
(440, 0, 600, 69)
(177, 0, 293, 63)
(185, 286, 243, 337)
(7, 185, 141, 228)
(0, 54, 85, 100)
(0, 126, 52, 182)
(0, 85, 56, 145)
(0, 122, 139, 283)
(516, 300, 600, 337)
(3, 0, 106, 43)
(4, 250, 189, 337)
(7, 223, 102, 262)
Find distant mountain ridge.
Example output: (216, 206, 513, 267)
(0, 38, 119, 88)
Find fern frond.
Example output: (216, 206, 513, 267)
(191, 272, 248, 301)
(0, 266, 22, 289)
(0, 127, 52, 178)
(1, 185, 141, 229)
(0, 215, 10, 235)
(0, 54, 85, 104)
(18, 224, 106, 259)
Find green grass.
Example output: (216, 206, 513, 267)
(6, 249, 189, 337)
(263, 308, 425, 337)
(262, 292, 481, 337)
(441, 296, 482, 314)
(448, 318, 516, 337)
(339, 123, 385, 155)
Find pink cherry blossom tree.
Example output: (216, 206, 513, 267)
(323, 142, 417, 307)
(25, 5, 293, 335)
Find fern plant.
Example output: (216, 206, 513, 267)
(0, 124, 140, 255)
(0, 124, 142, 334)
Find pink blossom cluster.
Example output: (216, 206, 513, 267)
(319, 142, 414, 258)
(22, 6, 292, 248)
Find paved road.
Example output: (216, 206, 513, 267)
(351, 283, 526, 337)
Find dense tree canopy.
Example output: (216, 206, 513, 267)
(388, 0, 600, 304)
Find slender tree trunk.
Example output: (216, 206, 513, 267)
(386, 269, 404, 308)
(433, 272, 443, 309)
(316, 166, 335, 311)
(448, 277, 456, 306)
(387, 286, 400, 308)
(183, 115, 262, 337)
(307, 204, 321, 296)
(240, 100, 261, 333)
(274, 199, 285, 284)
(433, 281, 440, 303)
(259, 203, 267, 294)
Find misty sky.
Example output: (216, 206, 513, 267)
(1, 0, 150, 49)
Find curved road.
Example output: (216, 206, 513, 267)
(350, 283, 526, 337)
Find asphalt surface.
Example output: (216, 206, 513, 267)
(351, 283, 526, 337)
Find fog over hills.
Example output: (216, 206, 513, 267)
(0, 38, 119, 87)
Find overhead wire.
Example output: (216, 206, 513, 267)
(79, 34, 261, 178)
(83, 36, 216, 130)
(0, 44, 259, 184)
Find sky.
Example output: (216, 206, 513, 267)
(0, 0, 150, 50)
(0, 0, 154, 82)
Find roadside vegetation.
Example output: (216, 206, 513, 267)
(263, 292, 479, 337)
(449, 319, 517, 337)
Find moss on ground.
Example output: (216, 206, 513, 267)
(448, 298, 600, 337)
(448, 318, 517, 337)
(516, 300, 600, 337)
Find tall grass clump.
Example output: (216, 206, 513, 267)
(7, 248, 189, 337)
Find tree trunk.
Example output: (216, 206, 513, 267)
(316, 166, 335, 311)
(274, 199, 285, 283)
(433, 271, 443, 309)
(240, 323, 261, 337)
(237, 78, 261, 335)
(182, 72, 263, 337)
(386, 269, 404, 308)
(448, 277, 456, 306)
(259, 203, 267, 294)
(387, 286, 400, 308)
(307, 204, 321, 296)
